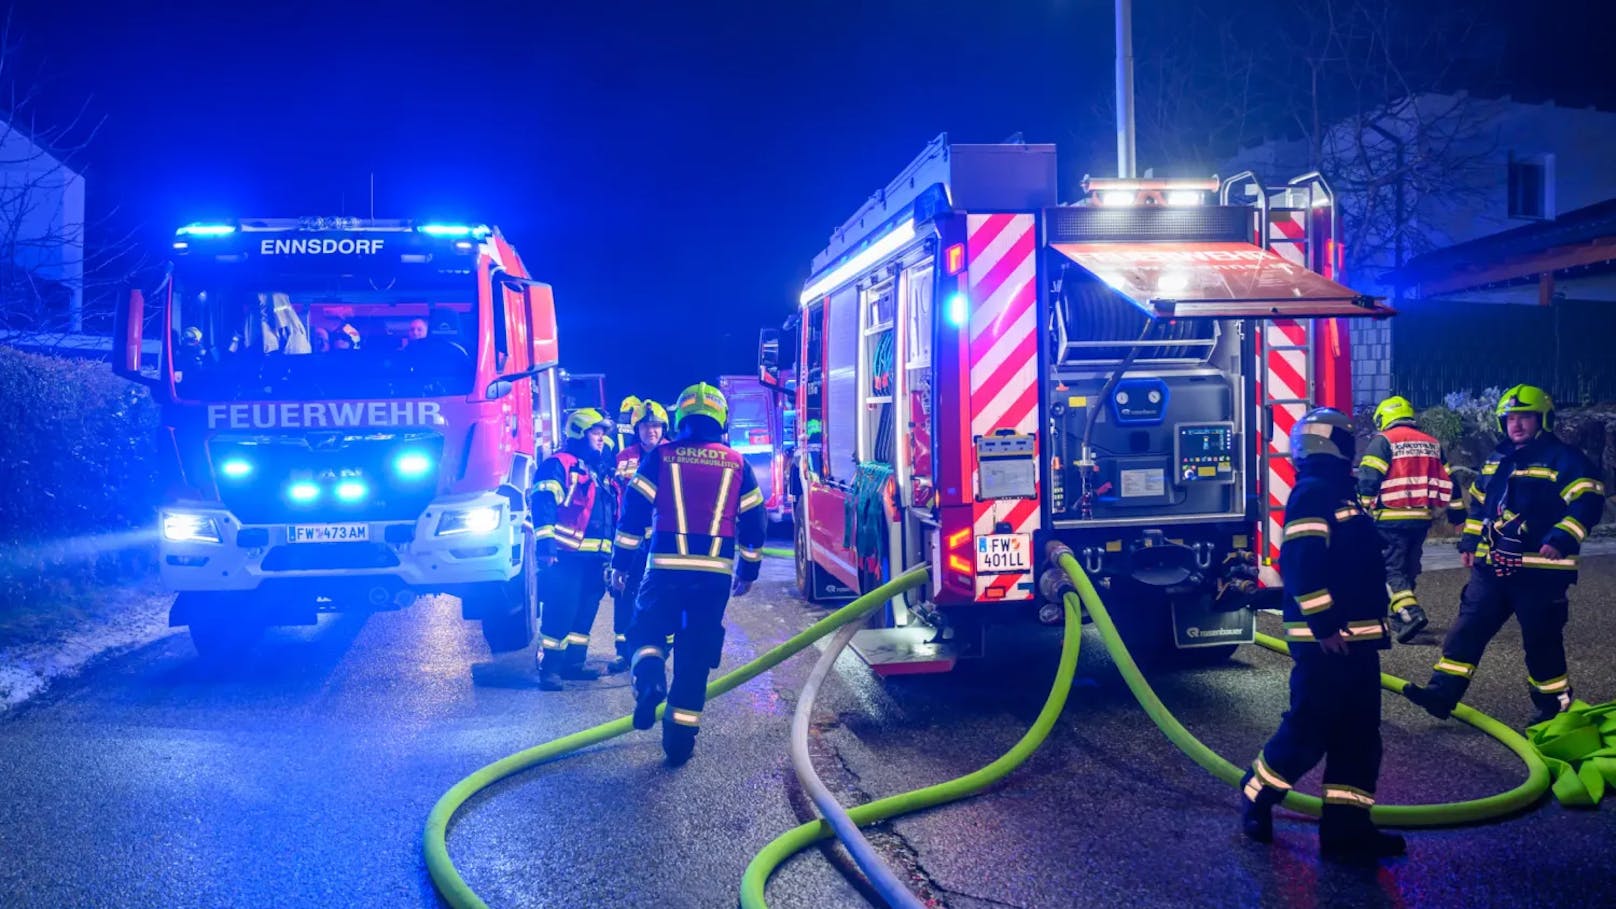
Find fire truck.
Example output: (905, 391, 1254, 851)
(760, 135, 1391, 674)
(112, 218, 563, 659)
(719, 373, 794, 528)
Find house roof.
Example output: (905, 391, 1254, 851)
(1391, 198, 1616, 294)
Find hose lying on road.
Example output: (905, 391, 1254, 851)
(423, 567, 931, 909)
(786, 623, 926, 909)
(740, 579, 1083, 909)
(1052, 545, 1553, 826)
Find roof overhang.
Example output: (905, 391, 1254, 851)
(1051, 240, 1392, 319)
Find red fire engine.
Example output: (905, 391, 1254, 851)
(113, 218, 563, 659)
(760, 135, 1390, 674)
(719, 373, 794, 528)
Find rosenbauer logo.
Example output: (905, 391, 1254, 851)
(206, 401, 443, 430)
(259, 237, 386, 255)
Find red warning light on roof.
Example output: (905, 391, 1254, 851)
(944, 243, 965, 276)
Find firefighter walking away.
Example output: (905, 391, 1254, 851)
(612, 382, 767, 766)
(1404, 385, 1605, 725)
(1357, 395, 1465, 643)
(1241, 408, 1405, 861)
(532, 408, 618, 691)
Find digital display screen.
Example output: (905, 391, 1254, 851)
(1175, 423, 1236, 485)
(1180, 425, 1232, 456)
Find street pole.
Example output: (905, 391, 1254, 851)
(1115, 0, 1137, 179)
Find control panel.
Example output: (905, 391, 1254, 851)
(1174, 422, 1236, 485)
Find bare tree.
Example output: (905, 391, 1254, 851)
(1128, 0, 1505, 285)
(0, 14, 142, 343)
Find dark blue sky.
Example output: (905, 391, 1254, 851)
(8, 0, 1611, 401)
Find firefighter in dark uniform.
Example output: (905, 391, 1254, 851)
(612, 382, 768, 766)
(1357, 395, 1467, 642)
(603, 399, 670, 672)
(1240, 408, 1405, 861)
(615, 395, 643, 453)
(1404, 385, 1605, 725)
(531, 408, 618, 692)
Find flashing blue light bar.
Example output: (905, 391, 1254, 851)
(177, 223, 237, 237)
(334, 480, 368, 503)
(394, 452, 433, 478)
(417, 223, 491, 239)
(288, 481, 320, 503)
(800, 219, 918, 305)
(219, 458, 253, 479)
(945, 292, 969, 327)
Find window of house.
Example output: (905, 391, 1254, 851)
(1508, 154, 1553, 220)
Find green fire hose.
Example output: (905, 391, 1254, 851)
(423, 567, 931, 909)
(1051, 547, 1553, 825)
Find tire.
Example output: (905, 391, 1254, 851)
(480, 531, 537, 653)
(183, 592, 265, 663)
(794, 505, 823, 604)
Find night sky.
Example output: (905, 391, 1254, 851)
(8, 0, 1613, 402)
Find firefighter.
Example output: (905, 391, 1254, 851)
(615, 395, 643, 452)
(531, 408, 618, 692)
(1403, 385, 1605, 725)
(1357, 395, 1467, 643)
(604, 399, 670, 672)
(1239, 408, 1404, 861)
(612, 382, 767, 766)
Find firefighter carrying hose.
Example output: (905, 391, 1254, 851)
(612, 382, 767, 766)
(1356, 396, 1466, 643)
(604, 399, 670, 672)
(1403, 385, 1605, 725)
(1240, 408, 1405, 861)
(531, 408, 618, 692)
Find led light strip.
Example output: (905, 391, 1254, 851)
(799, 219, 917, 305)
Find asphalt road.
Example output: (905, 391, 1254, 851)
(2, 551, 1614, 908)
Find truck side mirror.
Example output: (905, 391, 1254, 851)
(759, 328, 783, 390)
(524, 284, 559, 369)
(113, 287, 164, 393)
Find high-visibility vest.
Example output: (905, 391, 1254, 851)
(1371, 425, 1453, 519)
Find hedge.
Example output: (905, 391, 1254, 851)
(0, 346, 163, 607)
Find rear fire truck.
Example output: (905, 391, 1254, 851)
(113, 218, 563, 659)
(761, 135, 1390, 674)
(719, 373, 794, 527)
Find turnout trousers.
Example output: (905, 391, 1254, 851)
(537, 552, 608, 672)
(1378, 522, 1430, 614)
(1420, 566, 1573, 715)
(627, 570, 731, 751)
(1245, 648, 1384, 833)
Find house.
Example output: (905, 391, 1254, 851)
(0, 118, 86, 333)
(1231, 94, 1616, 408)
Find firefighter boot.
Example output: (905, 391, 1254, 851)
(558, 663, 602, 681)
(1390, 605, 1429, 644)
(662, 723, 696, 767)
(1237, 771, 1282, 844)
(605, 655, 631, 674)
(631, 660, 667, 731)
(1319, 806, 1405, 862)
(535, 661, 565, 692)
(1529, 689, 1573, 727)
(1401, 678, 1458, 720)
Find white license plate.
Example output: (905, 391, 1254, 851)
(975, 533, 1031, 574)
(287, 523, 370, 543)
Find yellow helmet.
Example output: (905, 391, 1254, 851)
(1495, 384, 1555, 432)
(565, 408, 611, 441)
(675, 382, 728, 428)
(617, 395, 643, 422)
(631, 400, 670, 428)
(1373, 395, 1416, 432)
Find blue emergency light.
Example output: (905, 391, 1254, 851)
(176, 223, 237, 237)
(416, 223, 491, 239)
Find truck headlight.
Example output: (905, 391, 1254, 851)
(436, 506, 502, 536)
(162, 512, 222, 544)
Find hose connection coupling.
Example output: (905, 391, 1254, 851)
(1038, 566, 1076, 605)
(1044, 540, 1075, 565)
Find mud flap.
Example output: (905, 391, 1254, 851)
(1171, 593, 1254, 649)
(813, 570, 857, 603)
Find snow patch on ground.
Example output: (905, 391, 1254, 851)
(0, 585, 175, 712)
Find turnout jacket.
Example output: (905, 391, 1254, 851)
(1459, 432, 1605, 574)
(1356, 422, 1466, 525)
(1279, 460, 1391, 653)
(612, 433, 769, 582)
(532, 447, 617, 559)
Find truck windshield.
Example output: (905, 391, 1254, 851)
(170, 272, 479, 401)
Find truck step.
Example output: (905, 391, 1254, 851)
(847, 627, 958, 676)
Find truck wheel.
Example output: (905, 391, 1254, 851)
(480, 533, 537, 653)
(183, 593, 264, 663)
(794, 509, 825, 604)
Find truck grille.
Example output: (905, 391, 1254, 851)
(261, 542, 401, 571)
(209, 431, 444, 524)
